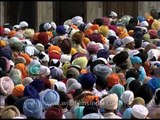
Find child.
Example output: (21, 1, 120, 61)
(130, 56, 146, 83)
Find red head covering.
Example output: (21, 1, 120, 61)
(37, 32, 49, 45)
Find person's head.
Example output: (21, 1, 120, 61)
(122, 36, 135, 49)
(121, 90, 134, 106)
(106, 73, 120, 90)
(78, 72, 97, 91)
(131, 97, 145, 107)
(109, 11, 118, 20)
(72, 31, 84, 45)
(113, 51, 132, 70)
(0, 105, 21, 119)
(99, 93, 118, 112)
(130, 56, 142, 69)
(154, 88, 160, 105)
(57, 90, 70, 109)
(126, 41, 135, 49)
(83, 103, 99, 116)
(131, 104, 149, 119)
(45, 105, 63, 119)
(95, 76, 108, 91)
(125, 68, 140, 80)
(128, 80, 142, 96)
(4, 94, 19, 106)
(23, 99, 43, 119)
(109, 84, 125, 100)
(19, 21, 28, 30)
(135, 84, 153, 104)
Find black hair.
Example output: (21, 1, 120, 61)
(5, 94, 19, 106)
(57, 90, 70, 109)
(135, 84, 153, 104)
(96, 76, 108, 90)
(93, 18, 104, 26)
(125, 68, 140, 80)
(129, 80, 142, 96)
(154, 89, 160, 105)
(83, 103, 99, 116)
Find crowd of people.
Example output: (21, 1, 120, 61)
(0, 10, 160, 119)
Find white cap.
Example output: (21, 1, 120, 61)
(140, 21, 149, 27)
(131, 104, 149, 119)
(13, 25, 20, 30)
(109, 11, 117, 17)
(51, 21, 57, 30)
(71, 16, 83, 25)
(4, 28, 11, 34)
(19, 21, 28, 28)
(43, 23, 52, 31)
(122, 36, 134, 46)
(107, 29, 117, 38)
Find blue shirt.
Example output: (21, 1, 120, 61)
(147, 77, 160, 94)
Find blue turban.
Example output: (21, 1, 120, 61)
(130, 56, 142, 64)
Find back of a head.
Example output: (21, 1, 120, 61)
(45, 105, 63, 119)
(125, 68, 140, 80)
(154, 88, 160, 105)
(131, 104, 149, 119)
(93, 18, 104, 26)
(99, 93, 118, 111)
(128, 80, 142, 96)
(83, 104, 98, 116)
(135, 84, 153, 104)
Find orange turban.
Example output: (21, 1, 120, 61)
(82, 95, 99, 103)
(48, 45, 61, 54)
(117, 27, 129, 39)
(8, 30, 17, 38)
(84, 29, 93, 36)
(106, 73, 120, 88)
(0, 40, 7, 47)
(89, 24, 99, 31)
(15, 63, 28, 79)
(12, 84, 25, 97)
(19, 53, 31, 65)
